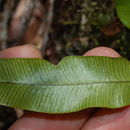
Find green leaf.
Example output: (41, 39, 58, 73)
(115, 0, 130, 28)
(0, 56, 130, 113)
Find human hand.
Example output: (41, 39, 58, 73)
(0, 45, 129, 130)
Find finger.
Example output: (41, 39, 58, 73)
(0, 45, 42, 58)
(81, 47, 130, 130)
(82, 106, 130, 130)
(84, 46, 120, 57)
(10, 109, 93, 130)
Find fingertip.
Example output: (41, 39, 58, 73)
(84, 47, 121, 57)
(0, 45, 42, 58)
(9, 109, 92, 130)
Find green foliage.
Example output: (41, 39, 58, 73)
(0, 57, 130, 113)
(115, 0, 130, 28)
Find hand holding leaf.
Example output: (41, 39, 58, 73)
(1, 46, 129, 130)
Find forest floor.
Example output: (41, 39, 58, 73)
(46, 0, 130, 64)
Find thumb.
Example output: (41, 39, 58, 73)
(0, 45, 42, 58)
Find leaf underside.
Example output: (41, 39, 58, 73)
(115, 0, 130, 28)
(0, 56, 130, 113)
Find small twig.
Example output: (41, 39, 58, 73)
(0, 0, 16, 50)
(39, 0, 55, 56)
(16, 0, 37, 40)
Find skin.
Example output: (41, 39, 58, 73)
(0, 45, 129, 130)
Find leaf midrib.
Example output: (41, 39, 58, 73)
(0, 80, 130, 87)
